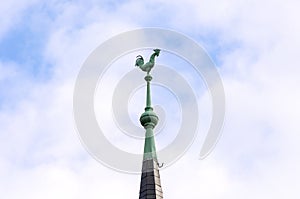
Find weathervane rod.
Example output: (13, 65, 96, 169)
(145, 75, 152, 111)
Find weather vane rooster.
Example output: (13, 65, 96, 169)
(135, 49, 160, 74)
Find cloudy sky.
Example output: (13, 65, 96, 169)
(1, 0, 300, 198)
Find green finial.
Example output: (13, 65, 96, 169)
(136, 49, 161, 160)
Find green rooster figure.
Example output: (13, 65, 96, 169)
(135, 49, 160, 74)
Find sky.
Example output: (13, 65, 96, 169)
(1, 0, 300, 198)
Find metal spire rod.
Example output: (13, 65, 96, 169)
(145, 75, 153, 111)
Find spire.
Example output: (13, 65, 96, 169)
(138, 50, 163, 199)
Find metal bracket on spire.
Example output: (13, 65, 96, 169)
(157, 162, 164, 168)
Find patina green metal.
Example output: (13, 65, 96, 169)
(136, 49, 160, 160)
(145, 75, 152, 111)
(135, 49, 160, 75)
(139, 75, 159, 160)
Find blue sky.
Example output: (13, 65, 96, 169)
(1, 0, 300, 198)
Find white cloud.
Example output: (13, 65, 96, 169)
(0, 0, 39, 40)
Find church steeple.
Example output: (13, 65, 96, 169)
(136, 50, 163, 199)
